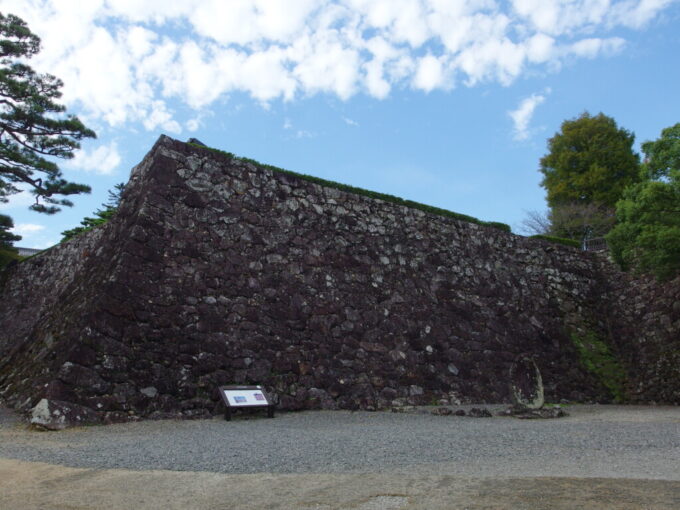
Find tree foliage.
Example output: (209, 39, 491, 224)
(640, 122, 680, 180)
(520, 203, 615, 242)
(0, 212, 20, 268)
(0, 212, 20, 247)
(607, 124, 680, 281)
(0, 12, 95, 228)
(540, 112, 641, 209)
(518, 209, 551, 236)
(61, 183, 124, 242)
(606, 171, 680, 280)
(548, 202, 615, 241)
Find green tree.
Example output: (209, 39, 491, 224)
(61, 183, 124, 242)
(540, 112, 641, 209)
(0, 213, 19, 246)
(548, 202, 615, 241)
(640, 122, 680, 180)
(606, 172, 680, 280)
(0, 12, 95, 246)
(607, 125, 680, 281)
(0, 213, 20, 268)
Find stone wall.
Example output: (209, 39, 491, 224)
(1, 136, 677, 427)
(606, 272, 680, 403)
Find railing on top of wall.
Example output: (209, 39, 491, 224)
(582, 237, 608, 252)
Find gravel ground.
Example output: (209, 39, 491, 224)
(1, 404, 679, 479)
(1, 404, 679, 509)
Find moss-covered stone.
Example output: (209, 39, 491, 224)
(570, 331, 627, 402)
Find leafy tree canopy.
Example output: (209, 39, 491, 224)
(607, 123, 680, 281)
(606, 170, 680, 280)
(0, 12, 95, 228)
(540, 112, 641, 209)
(641, 122, 680, 180)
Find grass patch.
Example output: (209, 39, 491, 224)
(530, 235, 581, 248)
(543, 402, 574, 408)
(571, 330, 627, 402)
(190, 143, 511, 233)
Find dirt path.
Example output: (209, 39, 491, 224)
(1, 458, 679, 510)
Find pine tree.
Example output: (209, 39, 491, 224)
(61, 183, 125, 242)
(0, 12, 95, 248)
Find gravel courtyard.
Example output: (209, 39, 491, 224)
(1, 404, 679, 509)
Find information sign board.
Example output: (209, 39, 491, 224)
(218, 385, 275, 421)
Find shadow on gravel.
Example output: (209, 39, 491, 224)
(1, 458, 679, 510)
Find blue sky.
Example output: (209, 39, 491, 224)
(2, 0, 679, 249)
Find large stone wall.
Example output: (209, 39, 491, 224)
(1, 136, 677, 427)
(605, 272, 680, 403)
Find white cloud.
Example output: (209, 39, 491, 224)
(609, 0, 676, 29)
(566, 37, 626, 58)
(526, 33, 555, 63)
(294, 129, 314, 139)
(413, 54, 447, 92)
(27, 239, 54, 249)
(0, 188, 35, 211)
(33, 238, 59, 249)
(282, 118, 314, 138)
(363, 36, 402, 98)
(291, 31, 361, 100)
(1, 0, 674, 129)
(184, 109, 212, 133)
(9, 222, 58, 249)
(509, 91, 548, 140)
(456, 37, 527, 86)
(186, 118, 201, 132)
(511, 0, 612, 36)
(143, 101, 182, 133)
(11, 223, 45, 236)
(185, 0, 319, 46)
(241, 46, 298, 101)
(68, 142, 122, 175)
(343, 116, 359, 126)
(124, 25, 157, 59)
(10, 223, 57, 249)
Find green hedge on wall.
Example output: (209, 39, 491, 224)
(191, 143, 512, 233)
(530, 234, 581, 248)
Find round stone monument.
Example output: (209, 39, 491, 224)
(509, 355, 544, 409)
